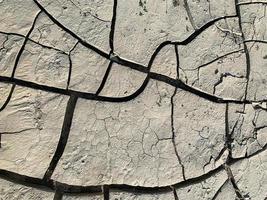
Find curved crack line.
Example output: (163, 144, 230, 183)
(0, 72, 254, 105)
(0, 145, 265, 196)
(183, 49, 245, 72)
(32, 0, 110, 59)
(244, 39, 267, 44)
(30, 0, 240, 105)
(32, 0, 238, 70)
(0, 84, 16, 112)
(237, 1, 267, 6)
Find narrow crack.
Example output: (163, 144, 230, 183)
(67, 41, 79, 90)
(224, 164, 245, 199)
(0, 1, 266, 198)
(0, 147, 265, 196)
(171, 87, 186, 181)
(53, 190, 63, 200)
(43, 95, 78, 182)
(235, 0, 252, 101)
(171, 45, 186, 181)
(210, 179, 229, 200)
(237, 1, 267, 6)
(95, 61, 113, 95)
(172, 186, 179, 200)
(109, 0, 117, 54)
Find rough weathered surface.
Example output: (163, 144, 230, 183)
(0, 0, 266, 199)
(0, 178, 54, 200)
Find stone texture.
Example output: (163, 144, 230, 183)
(228, 103, 267, 158)
(175, 170, 229, 200)
(114, 0, 194, 66)
(99, 63, 147, 97)
(0, 34, 24, 77)
(179, 18, 247, 100)
(231, 150, 267, 200)
(246, 42, 267, 101)
(110, 190, 174, 200)
(0, 0, 40, 35)
(173, 89, 227, 179)
(62, 194, 103, 200)
(150, 44, 178, 79)
(15, 40, 70, 88)
(0, 0, 267, 199)
(0, 178, 54, 200)
(239, 3, 267, 41)
(29, 12, 78, 53)
(36, 0, 113, 52)
(68, 43, 110, 93)
(52, 80, 183, 186)
(185, 0, 236, 29)
(0, 86, 68, 178)
(0, 82, 12, 108)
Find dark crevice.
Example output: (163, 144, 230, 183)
(187, 49, 245, 71)
(67, 41, 79, 90)
(43, 95, 78, 181)
(32, 0, 110, 59)
(225, 103, 233, 163)
(103, 185, 110, 200)
(244, 39, 267, 44)
(109, 0, 117, 53)
(53, 190, 63, 200)
(171, 88, 186, 181)
(0, 148, 266, 196)
(174, 45, 179, 78)
(235, 0, 251, 101)
(172, 186, 179, 200)
(0, 72, 254, 104)
(224, 164, 245, 199)
(0, 84, 16, 112)
(0, 83, 16, 148)
(211, 179, 229, 200)
(31, 0, 238, 75)
(0, 31, 68, 54)
(237, 1, 267, 6)
(11, 10, 42, 78)
(95, 0, 118, 96)
(173, 15, 238, 46)
(95, 61, 113, 95)
(231, 142, 267, 162)
(171, 46, 186, 181)
(0, 1, 265, 197)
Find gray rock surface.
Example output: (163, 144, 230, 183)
(0, 0, 266, 199)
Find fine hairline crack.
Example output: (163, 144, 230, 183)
(0, 0, 266, 198)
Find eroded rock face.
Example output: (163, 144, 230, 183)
(0, 0, 266, 199)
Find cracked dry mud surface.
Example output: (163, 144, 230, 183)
(0, 0, 267, 200)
